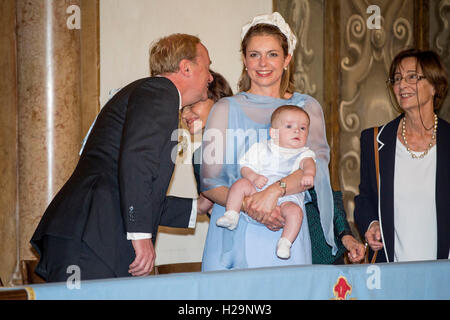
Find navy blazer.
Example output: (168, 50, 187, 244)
(31, 77, 192, 278)
(354, 115, 450, 262)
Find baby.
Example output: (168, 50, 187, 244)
(216, 105, 316, 259)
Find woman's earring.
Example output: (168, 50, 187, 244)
(245, 67, 248, 71)
(284, 66, 288, 71)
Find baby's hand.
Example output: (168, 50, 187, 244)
(301, 175, 314, 188)
(253, 175, 268, 189)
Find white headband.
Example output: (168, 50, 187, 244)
(241, 12, 297, 55)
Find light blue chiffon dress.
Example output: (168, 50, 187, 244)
(200, 92, 336, 271)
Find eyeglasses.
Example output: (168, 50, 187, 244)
(387, 73, 426, 86)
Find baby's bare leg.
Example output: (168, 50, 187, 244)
(216, 178, 256, 230)
(226, 178, 257, 212)
(276, 202, 303, 259)
(280, 202, 303, 243)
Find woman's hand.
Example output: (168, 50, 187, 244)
(243, 183, 285, 230)
(365, 221, 384, 251)
(341, 235, 366, 263)
(263, 206, 285, 231)
(197, 193, 214, 215)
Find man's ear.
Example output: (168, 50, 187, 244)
(179, 59, 192, 77)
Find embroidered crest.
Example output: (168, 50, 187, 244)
(333, 276, 352, 300)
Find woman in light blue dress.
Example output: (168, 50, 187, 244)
(200, 12, 337, 270)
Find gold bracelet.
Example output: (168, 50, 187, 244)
(277, 180, 287, 197)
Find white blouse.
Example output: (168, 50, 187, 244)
(393, 138, 437, 262)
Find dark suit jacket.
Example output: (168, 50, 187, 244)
(354, 115, 450, 262)
(31, 77, 192, 277)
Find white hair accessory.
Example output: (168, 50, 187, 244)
(241, 12, 297, 55)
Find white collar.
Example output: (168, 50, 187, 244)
(177, 88, 182, 110)
(267, 139, 306, 157)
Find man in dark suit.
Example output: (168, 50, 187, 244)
(31, 33, 213, 282)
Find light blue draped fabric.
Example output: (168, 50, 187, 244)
(201, 92, 336, 271)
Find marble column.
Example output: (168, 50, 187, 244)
(16, 0, 82, 262)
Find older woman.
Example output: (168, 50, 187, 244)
(201, 12, 364, 270)
(181, 70, 233, 195)
(354, 49, 450, 263)
(182, 70, 233, 136)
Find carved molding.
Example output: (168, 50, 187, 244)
(434, 0, 450, 58)
(277, 0, 446, 221)
(339, 0, 413, 220)
(433, 0, 450, 121)
(279, 0, 317, 97)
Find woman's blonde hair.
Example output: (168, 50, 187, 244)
(149, 34, 200, 76)
(238, 24, 295, 98)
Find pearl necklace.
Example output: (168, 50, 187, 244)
(401, 114, 438, 159)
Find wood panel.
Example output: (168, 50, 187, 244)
(81, 0, 100, 136)
(0, 0, 18, 287)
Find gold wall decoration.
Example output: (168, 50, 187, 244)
(286, 0, 317, 97)
(433, 0, 450, 58)
(275, 0, 324, 106)
(277, 0, 441, 226)
(339, 0, 414, 219)
(430, 0, 450, 121)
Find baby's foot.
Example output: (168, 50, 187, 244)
(216, 210, 240, 230)
(276, 237, 292, 259)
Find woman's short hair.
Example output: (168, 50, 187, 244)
(238, 24, 295, 98)
(149, 34, 200, 76)
(208, 70, 234, 102)
(388, 48, 448, 112)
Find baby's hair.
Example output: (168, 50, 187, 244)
(270, 105, 310, 126)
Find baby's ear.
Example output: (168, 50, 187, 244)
(269, 127, 278, 139)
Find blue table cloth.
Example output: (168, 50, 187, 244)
(4, 260, 449, 300)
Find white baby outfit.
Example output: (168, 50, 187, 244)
(217, 139, 315, 259)
(239, 139, 316, 206)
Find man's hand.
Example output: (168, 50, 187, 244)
(341, 235, 365, 263)
(197, 193, 214, 215)
(129, 238, 155, 276)
(365, 221, 384, 251)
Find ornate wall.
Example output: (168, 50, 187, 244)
(338, 0, 413, 220)
(430, 0, 450, 120)
(277, 0, 325, 107)
(276, 0, 450, 235)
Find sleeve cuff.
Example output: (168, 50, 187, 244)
(337, 229, 353, 240)
(367, 220, 379, 232)
(127, 232, 152, 240)
(188, 199, 197, 228)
